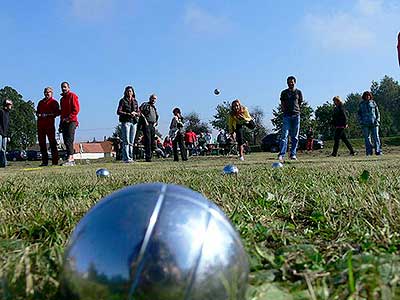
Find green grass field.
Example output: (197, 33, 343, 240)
(1, 146, 400, 299)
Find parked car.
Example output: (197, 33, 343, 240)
(261, 133, 324, 152)
(26, 150, 42, 161)
(298, 134, 324, 150)
(6, 150, 27, 161)
(261, 133, 280, 152)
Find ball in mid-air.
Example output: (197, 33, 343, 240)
(214, 88, 221, 95)
(60, 183, 248, 300)
(95, 168, 110, 178)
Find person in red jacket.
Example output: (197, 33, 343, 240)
(36, 87, 60, 166)
(59, 82, 80, 166)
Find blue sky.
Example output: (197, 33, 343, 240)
(0, 0, 399, 141)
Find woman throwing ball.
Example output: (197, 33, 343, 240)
(228, 99, 255, 161)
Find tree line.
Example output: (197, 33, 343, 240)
(1, 75, 400, 150)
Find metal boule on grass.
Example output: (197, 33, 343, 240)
(223, 164, 239, 175)
(272, 162, 283, 168)
(96, 168, 110, 178)
(60, 183, 249, 300)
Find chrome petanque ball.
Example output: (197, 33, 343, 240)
(271, 162, 283, 168)
(223, 164, 239, 175)
(95, 168, 110, 178)
(60, 183, 249, 300)
(214, 88, 221, 95)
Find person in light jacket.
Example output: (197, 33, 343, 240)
(358, 91, 382, 155)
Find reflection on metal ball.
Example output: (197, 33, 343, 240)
(271, 162, 283, 168)
(96, 168, 110, 178)
(60, 183, 249, 300)
(223, 164, 239, 175)
(214, 88, 221, 95)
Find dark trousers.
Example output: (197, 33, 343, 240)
(332, 128, 354, 156)
(173, 133, 187, 161)
(38, 125, 59, 165)
(143, 123, 156, 161)
(61, 122, 77, 157)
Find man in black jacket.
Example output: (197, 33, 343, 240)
(139, 94, 159, 162)
(0, 99, 13, 167)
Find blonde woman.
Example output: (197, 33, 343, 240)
(227, 99, 255, 161)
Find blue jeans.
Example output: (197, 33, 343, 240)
(0, 135, 7, 167)
(121, 122, 137, 161)
(362, 126, 381, 155)
(279, 115, 300, 157)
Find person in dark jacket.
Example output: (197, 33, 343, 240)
(331, 96, 356, 157)
(358, 91, 382, 155)
(278, 76, 303, 162)
(36, 87, 60, 166)
(117, 86, 139, 163)
(169, 107, 187, 162)
(139, 94, 159, 162)
(0, 99, 13, 167)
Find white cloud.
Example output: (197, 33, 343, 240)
(183, 4, 231, 34)
(356, 0, 384, 16)
(304, 12, 375, 50)
(70, 0, 115, 21)
(303, 0, 399, 50)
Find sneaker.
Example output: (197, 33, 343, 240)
(278, 155, 284, 163)
(290, 155, 297, 160)
(62, 160, 76, 166)
(39, 163, 48, 167)
(350, 151, 358, 156)
(239, 156, 245, 161)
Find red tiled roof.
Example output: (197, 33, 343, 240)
(73, 142, 113, 153)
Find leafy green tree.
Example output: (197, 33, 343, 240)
(249, 106, 268, 145)
(211, 101, 230, 131)
(370, 76, 400, 136)
(0, 86, 36, 150)
(184, 112, 210, 134)
(344, 93, 362, 138)
(314, 101, 334, 140)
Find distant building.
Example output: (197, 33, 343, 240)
(72, 141, 114, 160)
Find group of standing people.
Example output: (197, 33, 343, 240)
(117, 86, 188, 163)
(116, 87, 161, 163)
(229, 75, 383, 163)
(0, 82, 80, 168)
(0, 77, 384, 167)
(37, 82, 80, 166)
(329, 91, 381, 157)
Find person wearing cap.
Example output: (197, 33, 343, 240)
(59, 82, 80, 166)
(0, 99, 13, 167)
(331, 96, 356, 157)
(36, 87, 61, 166)
(139, 94, 159, 162)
